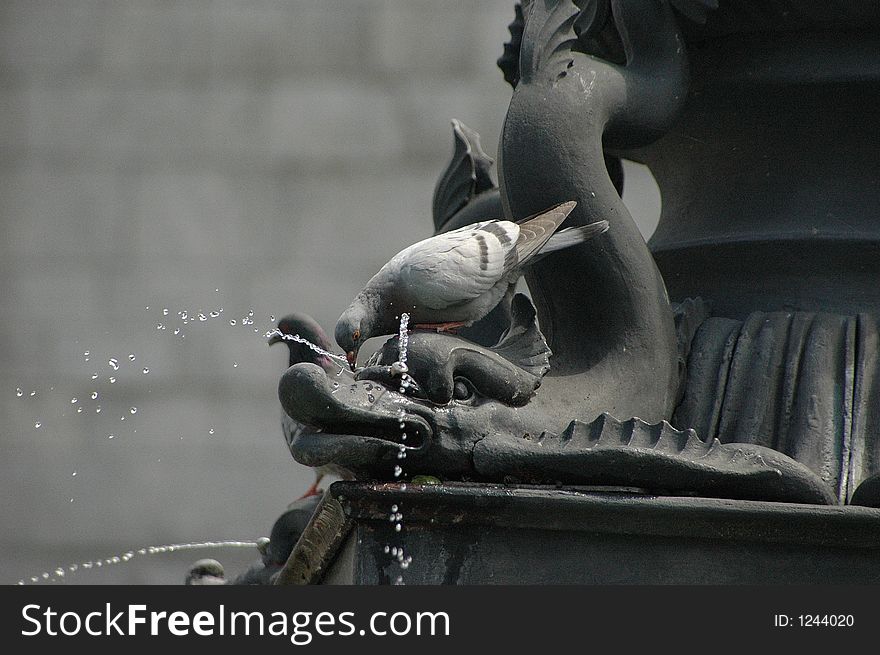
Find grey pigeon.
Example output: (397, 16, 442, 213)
(269, 313, 350, 497)
(185, 558, 226, 585)
(229, 495, 322, 585)
(336, 200, 608, 367)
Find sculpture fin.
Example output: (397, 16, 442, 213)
(518, 0, 584, 83)
(432, 119, 496, 232)
(475, 413, 837, 505)
(497, 3, 524, 88)
(490, 293, 552, 379)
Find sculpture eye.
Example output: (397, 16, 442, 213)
(453, 379, 474, 401)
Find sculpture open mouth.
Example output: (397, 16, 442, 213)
(278, 362, 434, 472)
(278, 295, 553, 478)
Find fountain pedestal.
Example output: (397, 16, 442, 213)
(276, 482, 880, 585)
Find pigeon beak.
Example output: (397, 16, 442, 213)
(346, 351, 357, 371)
(267, 332, 283, 347)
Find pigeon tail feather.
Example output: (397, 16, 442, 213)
(538, 220, 609, 255)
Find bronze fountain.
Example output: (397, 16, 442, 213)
(207, 1, 880, 585)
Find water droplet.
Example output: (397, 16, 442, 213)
(232, 362, 238, 368)
(162, 308, 169, 316)
(90, 373, 98, 380)
(96, 406, 102, 413)
(208, 428, 214, 435)
(229, 319, 237, 326)
(215, 288, 220, 292)
(108, 434, 114, 439)
(34, 422, 42, 429)
(91, 391, 98, 400)
(71, 397, 78, 404)
(76, 407, 82, 414)
(180, 311, 188, 321)
(210, 311, 220, 318)
(128, 354, 136, 361)
(108, 358, 119, 370)
(145, 306, 150, 311)
(198, 313, 207, 322)
(394, 465, 402, 477)
(269, 314, 276, 322)
(72, 471, 77, 477)
(391, 504, 398, 512)
(83, 351, 90, 357)
(130, 407, 137, 414)
(120, 416, 125, 421)
(142, 368, 150, 374)
(395, 523, 402, 532)
(156, 323, 166, 330)
(15, 387, 22, 397)
(174, 328, 181, 335)
(109, 376, 116, 384)
(384, 545, 390, 554)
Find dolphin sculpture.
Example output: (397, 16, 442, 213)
(276, 0, 865, 506)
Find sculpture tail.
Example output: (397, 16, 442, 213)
(539, 220, 609, 255)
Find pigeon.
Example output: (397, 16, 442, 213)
(228, 495, 322, 585)
(269, 313, 351, 497)
(335, 200, 608, 368)
(185, 558, 227, 585)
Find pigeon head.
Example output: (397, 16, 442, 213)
(335, 304, 368, 370)
(269, 313, 335, 371)
(185, 558, 226, 585)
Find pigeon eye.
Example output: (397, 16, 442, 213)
(453, 379, 474, 401)
(353, 329, 361, 342)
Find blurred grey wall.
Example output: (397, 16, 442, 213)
(0, 0, 658, 584)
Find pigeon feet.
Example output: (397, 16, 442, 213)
(297, 472, 325, 499)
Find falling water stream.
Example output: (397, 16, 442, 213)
(386, 313, 412, 584)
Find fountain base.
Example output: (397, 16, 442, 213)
(275, 481, 880, 585)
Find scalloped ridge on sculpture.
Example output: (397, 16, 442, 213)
(473, 413, 836, 505)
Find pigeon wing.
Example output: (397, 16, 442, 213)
(399, 224, 516, 310)
(513, 200, 577, 265)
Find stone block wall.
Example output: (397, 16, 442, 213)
(0, 1, 658, 584)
